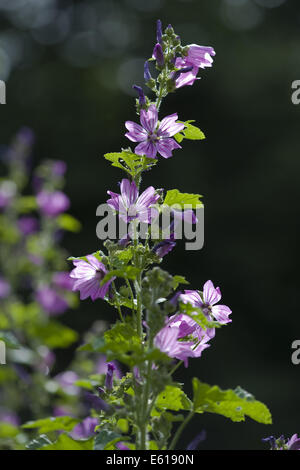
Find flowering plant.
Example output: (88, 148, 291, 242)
(13, 21, 274, 451)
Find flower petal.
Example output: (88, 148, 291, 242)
(140, 104, 158, 134)
(158, 114, 185, 137)
(135, 140, 157, 159)
(125, 121, 148, 142)
(211, 305, 232, 324)
(203, 280, 222, 305)
(156, 138, 181, 159)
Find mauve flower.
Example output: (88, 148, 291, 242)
(107, 179, 160, 224)
(144, 61, 152, 82)
(105, 363, 116, 390)
(179, 280, 232, 324)
(173, 45, 216, 89)
(53, 271, 75, 291)
(55, 371, 79, 395)
(287, 434, 300, 450)
(116, 442, 130, 450)
(70, 255, 115, 301)
(187, 430, 206, 450)
(133, 85, 146, 106)
(37, 190, 70, 217)
(0, 277, 11, 299)
(153, 240, 176, 258)
(17, 216, 39, 236)
(154, 313, 213, 367)
(152, 43, 164, 67)
(156, 19, 162, 44)
(36, 287, 69, 315)
(70, 417, 98, 440)
(95, 355, 122, 379)
(263, 434, 300, 450)
(186, 44, 216, 69)
(125, 104, 184, 159)
(52, 160, 67, 177)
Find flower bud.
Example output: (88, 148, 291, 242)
(156, 19, 162, 44)
(152, 43, 164, 68)
(132, 85, 146, 106)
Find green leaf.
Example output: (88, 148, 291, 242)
(0, 331, 21, 349)
(172, 275, 189, 290)
(23, 416, 80, 434)
(0, 421, 19, 438)
(94, 430, 122, 450)
(101, 266, 140, 285)
(104, 151, 157, 179)
(57, 214, 81, 233)
(174, 121, 205, 143)
(164, 189, 203, 209)
(103, 320, 143, 367)
(192, 379, 272, 424)
(155, 385, 191, 412)
(29, 321, 78, 349)
(26, 435, 52, 450)
(15, 196, 37, 213)
(41, 434, 94, 450)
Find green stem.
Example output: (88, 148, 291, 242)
(169, 360, 183, 377)
(112, 280, 124, 322)
(169, 411, 195, 450)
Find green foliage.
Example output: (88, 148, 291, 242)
(23, 416, 80, 434)
(94, 430, 123, 450)
(104, 150, 157, 179)
(155, 385, 191, 412)
(174, 121, 205, 143)
(40, 434, 94, 450)
(102, 319, 143, 366)
(192, 379, 272, 424)
(28, 321, 78, 349)
(15, 196, 37, 213)
(164, 189, 203, 208)
(26, 435, 52, 450)
(57, 214, 81, 232)
(0, 421, 19, 438)
(0, 331, 21, 349)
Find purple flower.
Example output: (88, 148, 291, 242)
(116, 442, 130, 450)
(53, 271, 75, 291)
(187, 430, 206, 450)
(133, 85, 146, 106)
(154, 313, 213, 367)
(0, 277, 11, 299)
(36, 287, 69, 315)
(70, 255, 115, 301)
(125, 104, 184, 159)
(70, 417, 98, 440)
(156, 19, 162, 44)
(144, 61, 152, 82)
(152, 43, 164, 67)
(107, 179, 160, 223)
(55, 371, 79, 395)
(173, 45, 216, 89)
(179, 280, 232, 324)
(17, 216, 39, 236)
(263, 434, 300, 450)
(105, 363, 116, 390)
(95, 356, 122, 379)
(52, 160, 67, 177)
(287, 434, 300, 450)
(37, 190, 70, 217)
(153, 240, 176, 258)
(186, 44, 216, 69)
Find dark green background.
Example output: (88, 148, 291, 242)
(1, 0, 300, 449)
